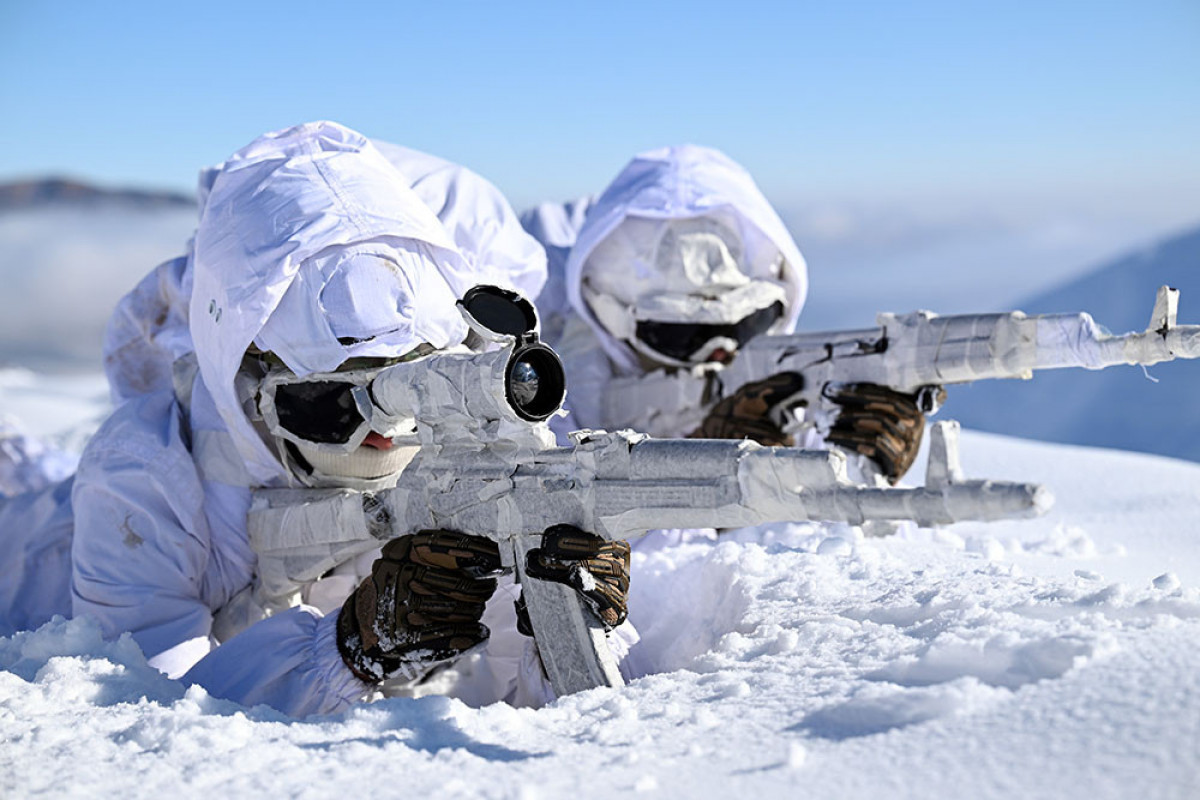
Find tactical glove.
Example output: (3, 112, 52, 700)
(825, 383, 943, 483)
(522, 525, 631, 630)
(689, 372, 805, 446)
(337, 530, 504, 683)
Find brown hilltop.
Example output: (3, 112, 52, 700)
(0, 177, 193, 211)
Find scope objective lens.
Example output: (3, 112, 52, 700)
(510, 360, 540, 406)
(505, 345, 565, 421)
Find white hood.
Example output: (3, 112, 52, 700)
(104, 133, 545, 408)
(188, 121, 542, 486)
(565, 145, 807, 373)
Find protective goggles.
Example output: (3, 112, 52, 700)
(257, 358, 419, 454)
(635, 301, 784, 364)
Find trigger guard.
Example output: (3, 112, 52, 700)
(768, 392, 807, 431)
(917, 385, 944, 415)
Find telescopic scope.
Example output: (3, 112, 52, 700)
(505, 342, 565, 421)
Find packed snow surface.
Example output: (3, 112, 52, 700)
(2, 216, 1198, 796)
(2, 419, 1198, 798)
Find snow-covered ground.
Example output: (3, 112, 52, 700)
(0, 367, 110, 438)
(2, 192, 1198, 798)
(1, 374, 1198, 798)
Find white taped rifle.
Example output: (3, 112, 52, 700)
(249, 287, 1051, 697)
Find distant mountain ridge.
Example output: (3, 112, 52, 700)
(944, 222, 1200, 462)
(0, 177, 193, 212)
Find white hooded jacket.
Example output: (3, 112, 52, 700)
(521, 145, 808, 440)
(12, 122, 551, 716)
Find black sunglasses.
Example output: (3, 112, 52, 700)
(272, 380, 366, 445)
(635, 301, 784, 362)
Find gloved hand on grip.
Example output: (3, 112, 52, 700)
(825, 383, 944, 483)
(689, 372, 806, 446)
(336, 530, 504, 684)
(522, 524, 631, 630)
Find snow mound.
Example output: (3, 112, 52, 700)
(3, 429, 1199, 796)
(0, 615, 183, 703)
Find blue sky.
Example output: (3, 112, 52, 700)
(2, 1, 1198, 217)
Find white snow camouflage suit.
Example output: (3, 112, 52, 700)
(520, 144, 809, 444)
(519, 145, 818, 555)
(0, 122, 638, 715)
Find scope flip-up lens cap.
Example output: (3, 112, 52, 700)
(460, 285, 538, 338)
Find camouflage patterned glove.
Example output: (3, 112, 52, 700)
(523, 525, 631, 629)
(689, 372, 806, 446)
(337, 530, 504, 683)
(825, 383, 943, 483)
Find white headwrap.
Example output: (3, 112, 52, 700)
(565, 145, 807, 373)
(189, 122, 536, 485)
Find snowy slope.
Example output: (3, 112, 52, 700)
(0, 367, 110, 439)
(939, 225, 1200, 462)
(1, 382, 1198, 798)
(2, 184, 1198, 798)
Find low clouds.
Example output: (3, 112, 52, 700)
(778, 191, 1200, 329)
(0, 207, 196, 368)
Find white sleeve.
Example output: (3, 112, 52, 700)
(71, 393, 218, 662)
(182, 607, 369, 716)
(70, 394, 367, 717)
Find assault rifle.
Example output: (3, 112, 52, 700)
(250, 287, 1050, 697)
(599, 287, 1200, 445)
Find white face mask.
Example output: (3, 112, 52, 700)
(249, 353, 428, 488)
(581, 215, 791, 367)
(292, 438, 420, 480)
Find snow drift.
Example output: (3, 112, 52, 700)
(2, 428, 1198, 799)
(2, 183, 1198, 798)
